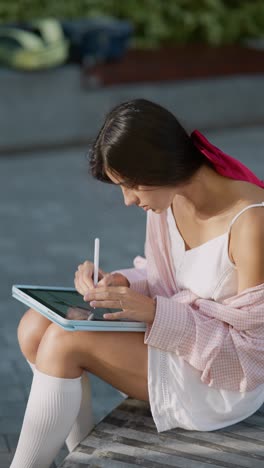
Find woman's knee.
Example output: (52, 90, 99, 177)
(17, 308, 52, 361)
(35, 323, 82, 377)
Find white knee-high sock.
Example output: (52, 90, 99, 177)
(10, 368, 82, 468)
(26, 359, 95, 452)
(64, 370, 94, 452)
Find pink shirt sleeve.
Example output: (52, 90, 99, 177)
(144, 293, 226, 358)
(144, 285, 264, 391)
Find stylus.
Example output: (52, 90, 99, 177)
(93, 237, 100, 286)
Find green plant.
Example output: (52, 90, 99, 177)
(0, 0, 264, 48)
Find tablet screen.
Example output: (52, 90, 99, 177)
(19, 288, 124, 321)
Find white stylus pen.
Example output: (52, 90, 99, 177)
(93, 238, 100, 287)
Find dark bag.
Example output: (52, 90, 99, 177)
(61, 16, 134, 65)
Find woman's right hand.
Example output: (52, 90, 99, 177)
(74, 260, 130, 296)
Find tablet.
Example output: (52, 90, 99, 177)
(12, 285, 146, 332)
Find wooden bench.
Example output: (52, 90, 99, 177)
(59, 397, 264, 467)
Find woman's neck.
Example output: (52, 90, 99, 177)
(172, 166, 250, 221)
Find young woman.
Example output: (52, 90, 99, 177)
(11, 99, 264, 467)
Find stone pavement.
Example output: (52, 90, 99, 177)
(0, 126, 263, 467)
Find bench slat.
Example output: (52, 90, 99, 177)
(59, 399, 264, 468)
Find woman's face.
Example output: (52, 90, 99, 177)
(105, 169, 177, 214)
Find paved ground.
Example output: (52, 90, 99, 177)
(0, 126, 263, 467)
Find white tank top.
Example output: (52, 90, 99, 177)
(167, 201, 264, 301)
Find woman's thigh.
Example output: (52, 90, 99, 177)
(37, 325, 149, 402)
(80, 330, 149, 401)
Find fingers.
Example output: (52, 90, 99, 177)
(83, 286, 128, 302)
(103, 310, 129, 320)
(97, 273, 113, 287)
(74, 260, 96, 295)
(98, 268, 107, 279)
(74, 261, 110, 295)
(74, 270, 91, 295)
(74, 274, 88, 295)
(89, 300, 122, 309)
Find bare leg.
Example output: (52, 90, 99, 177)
(11, 321, 148, 467)
(36, 323, 148, 400)
(17, 309, 94, 452)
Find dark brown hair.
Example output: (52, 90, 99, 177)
(88, 99, 215, 188)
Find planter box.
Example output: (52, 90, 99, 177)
(82, 44, 264, 87)
(0, 43, 264, 153)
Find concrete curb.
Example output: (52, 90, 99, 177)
(0, 65, 263, 153)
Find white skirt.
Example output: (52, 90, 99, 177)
(147, 346, 264, 433)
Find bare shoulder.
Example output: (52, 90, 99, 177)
(231, 201, 264, 255)
(230, 200, 264, 292)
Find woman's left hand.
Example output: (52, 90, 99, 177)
(83, 286, 156, 324)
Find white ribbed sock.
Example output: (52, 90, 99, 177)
(10, 368, 82, 468)
(64, 370, 94, 452)
(26, 359, 95, 452)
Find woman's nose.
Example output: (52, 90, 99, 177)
(123, 189, 138, 206)
(124, 195, 137, 206)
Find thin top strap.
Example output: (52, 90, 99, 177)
(228, 201, 264, 232)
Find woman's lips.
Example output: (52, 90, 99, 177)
(138, 204, 150, 211)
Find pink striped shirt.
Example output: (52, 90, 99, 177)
(114, 209, 264, 392)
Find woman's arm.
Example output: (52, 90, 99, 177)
(231, 209, 264, 293)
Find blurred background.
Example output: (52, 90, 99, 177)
(0, 1, 264, 466)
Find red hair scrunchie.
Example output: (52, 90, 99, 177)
(191, 129, 264, 189)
